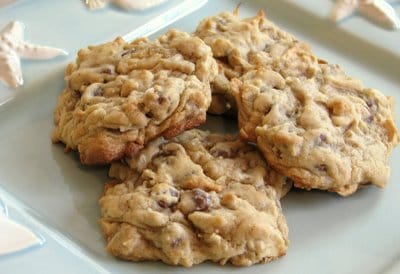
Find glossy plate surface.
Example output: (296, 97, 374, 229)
(0, 0, 399, 273)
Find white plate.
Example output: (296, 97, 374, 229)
(0, 0, 399, 273)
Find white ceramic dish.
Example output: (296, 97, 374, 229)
(0, 0, 399, 273)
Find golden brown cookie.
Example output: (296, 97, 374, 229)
(99, 129, 290, 267)
(52, 30, 217, 164)
(233, 62, 399, 196)
(194, 8, 294, 114)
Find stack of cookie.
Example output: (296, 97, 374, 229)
(52, 8, 399, 267)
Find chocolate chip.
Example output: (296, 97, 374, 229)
(157, 200, 169, 208)
(171, 238, 182, 248)
(285, 111, 293, 118)
(319, 134, 327, 143)
(121, 48, 135, 57)
(157, 150, 174, 158)
(158, 96, 167, 104)
(137, 103, 145, 111)
(153, 185, 180, 209)
(366, 99, 378, 109)
(192, 188, 211, 211)
(101, 68, 112, 74)
(121, 157, 129, 165)
(217, 150, 229, 158)
(93, 88, 104, 96)
(217, 18, 226, 26)
(276, 149, 283, 160)
(365, 115, 374, 123)
(169, 188, 179, 198)
(216, 56, 229, 65)
(263, 106, 272, 115)
(216, 19, 228, 31)
(316, 164, 327, 172)
(145, 111, 153, 118)
(211, 150, 231, 158)
(366, 100, 377, 116)
(72, 90, 81, 98)
(107, 128, 121, 134)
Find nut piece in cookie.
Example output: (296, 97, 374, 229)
(99, 129, 290, 267)
(52, 30, 217, 165)
(233, 64, 399, 196)
(194, 8, 294, 114)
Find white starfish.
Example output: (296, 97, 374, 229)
(0, 200, 43, 255)
(331, 0, 400, 29)
(0, 0, 17, 8)
(85, 0, 167, 11)
(0, 21, 67, 88)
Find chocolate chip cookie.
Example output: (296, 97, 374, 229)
(233, 63, 399, 196)
(194, 8, 294, 114)
(99, 129, 290, 266)
(52, 30, 217, 164)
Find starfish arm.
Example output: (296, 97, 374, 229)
(1, 21, 24, 42)
(0, 0, 17, 9)
(359, 0, 400, 29)
(113, 0, 167, 10)
(0, 51, 23, 88)
(0, 215, 42, 255)
(85, 0, 108, 9)
(18, 43, 67, 60)
(330, 0, 359, 22)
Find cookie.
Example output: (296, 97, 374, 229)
(52, 30, 217, 165)
(99, 129, 290, 267)
(194, 8, 294, 114)
(233, 62, 399, 196)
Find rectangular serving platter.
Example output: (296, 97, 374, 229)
(0, 0, 399, 273)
